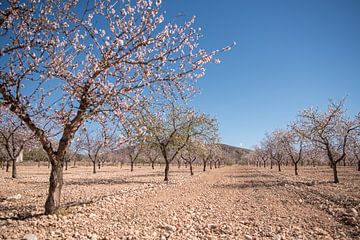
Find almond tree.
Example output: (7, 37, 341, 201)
(348, 125, 360, 171)
(259, 147, 269, 168)
(0, 0, 228, 214)
(265, 130, 286, 172)
(23, 147, 48, 167)
(0, 107, 37, 178)
(215, 149, 225, 168)
(175, 155, 183, 168)
(127, 144, 144, 171)
(64, 138, 83, 169)
(201, 149, 212, 171)
(120, 116, 146, 172)
(293, 101, 360, 183)
(144, 143, 159, 170)
(0, 147, 8, 170)
(302, 145, 319, 167)
(245, 150, 256, 166)
(210, 144, 223, 169)
(141, 104, 218, 181)
(280, 129, 304, 175)
(197, 136, 219, 172)
(253, 145, 268, 168)
(212, 144, 225, 168)
(180, 138, 202, 175)
(80, 127, 110, 174)
(181, 150, 197, 175)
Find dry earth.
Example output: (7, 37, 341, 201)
(0, 164, 359, 240)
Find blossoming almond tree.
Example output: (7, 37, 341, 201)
(119, 114, 148, 171)
(264, 130, 287, 172)
(80, 126, 111, 174)
(293, 101, 360, 183)
(279, 129, 304, 175)
(0, 0, 228, 214)
(144, 142, 159, 170)
(257, 143, 269, 168)
(180, 139, 199, 176)
(197, 135, 218, 172)
(140, 103, 218, 181)
(348, 115, 360, 171)
(0, 107, 37, 178)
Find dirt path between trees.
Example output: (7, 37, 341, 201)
(1, 165, 359, 239)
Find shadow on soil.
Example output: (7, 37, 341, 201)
(0, 203, 44, 221)
(0, 212, 44, 222)
(225, 173, 274, 179)
(215, 179, 332, 189)
(65, 178, 159, 186)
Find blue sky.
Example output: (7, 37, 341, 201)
(163, 0, 360, 149)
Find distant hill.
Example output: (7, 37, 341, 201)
(217, 143, 252, 164)
(110, 143, 252, 164)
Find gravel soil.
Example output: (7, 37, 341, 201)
(0, 164, 359, 240)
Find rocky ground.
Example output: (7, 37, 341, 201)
(0, 164, 359, 240)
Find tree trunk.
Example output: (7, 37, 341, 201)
(6, 160, 10, 172)
(164, 160, 170, 181)
(294, 162, 298, 176)
(177, 161, 180, 168)
(131, 161, 134, 172)
(65, 160, 68, 171)
(357, 159, 360, 171)
(278, 162, 281, 172)
(151, 161, 155, 170)
(73, 158, 77, 168)
(203, 161, 206, 172)
(210, 161, 213, 170)
(11, 158, 17, 178)
(92, 161, 96, 174)
(263, 161, 266, 168)
(190, 162, 193, 175)
(270, 160, 273, 169)
(44, 161, 63, 215)
(332, 162, 339, 183)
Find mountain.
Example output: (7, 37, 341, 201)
(217, 143, 252, 164)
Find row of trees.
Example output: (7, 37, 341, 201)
(0, 0, 231, 214)
(250, 100, 360, 183)
(74, 102, 225, 181)
(0, 102, 230, 177)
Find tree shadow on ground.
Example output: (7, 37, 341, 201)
(65, 177, 159, 186)
(0, 212, 44, 222)
(0, 203, 43, 222)
(225, 173, 274, 179)
(126, 172, 164, 178)
(214, 179, 332, 190)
